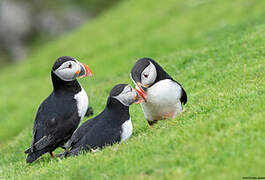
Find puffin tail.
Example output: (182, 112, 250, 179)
(180, 87, 187, 105)
(66, 148, 82, 157)
(26, 149, 47, 163)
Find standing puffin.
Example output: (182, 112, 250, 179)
(24, 56, 93, 163)
(130, 57, 187, 126)
(60, 84, 142, 157)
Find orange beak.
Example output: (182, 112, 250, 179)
(136, 82, 147, 101)
(133, 88, 145, 104)
(76, 62, 93, 78)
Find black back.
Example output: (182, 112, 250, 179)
(66, 85, 130, 153)
(33, 90, 81, 149)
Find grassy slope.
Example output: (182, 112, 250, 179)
(0, 0, 264, 179)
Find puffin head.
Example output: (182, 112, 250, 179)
(52, 56, 93, 82)
(108, 84, 144, 107)
(130, 57, 160, 101)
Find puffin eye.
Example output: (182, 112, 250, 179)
(143, 74, 148, 78)
(68, 64, 72, 68)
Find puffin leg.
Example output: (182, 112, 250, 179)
(163, 111, 176, 119)
(49, 151, 56, 158)
(147, 120, 157, 128)
(56, 149, 70, 158)
(181, 108, 186, 115)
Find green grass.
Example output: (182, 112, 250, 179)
(0, 0, 265, 179)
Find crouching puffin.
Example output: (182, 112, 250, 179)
(130, 57, 187, 126)
(24, 56, 93, 163)
(59, 84, 143, 157)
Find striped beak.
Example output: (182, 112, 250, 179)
(134, 88, 145, 104)
(136, 82, 147, 102)
(76, 62, 93, 78)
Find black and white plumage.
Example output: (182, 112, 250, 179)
(24, 56, 93, 163)
(130, 57, 187, 126)
(60, 84, 140, 157)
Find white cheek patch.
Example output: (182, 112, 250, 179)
(54, 61, 79, 81)
(141, 62, 157, 86)
(113, 86, 136, 106)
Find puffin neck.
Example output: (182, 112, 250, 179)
(51, 72, 82, 94)
(106, 97, 130, 123)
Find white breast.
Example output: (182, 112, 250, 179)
(120, 118, 133, 142)
(140, 79, 183, 121)
(74, 87, 88, 120)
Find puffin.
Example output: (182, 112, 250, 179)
(59, 84, 143, 157)
(24, 56, 93, 163)
(130, 57, 187, 126)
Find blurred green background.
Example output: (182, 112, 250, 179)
(0, 0, 120, 65)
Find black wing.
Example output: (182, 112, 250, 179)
(70, 119, 121, 151)
(66, 128, 121, 157)
(69, 127, 121, 157)
(172, 79, 187, 105)
(25, 103, 51, 154)
(65, 115, 98, 151)
(25, 94, 80, 156)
